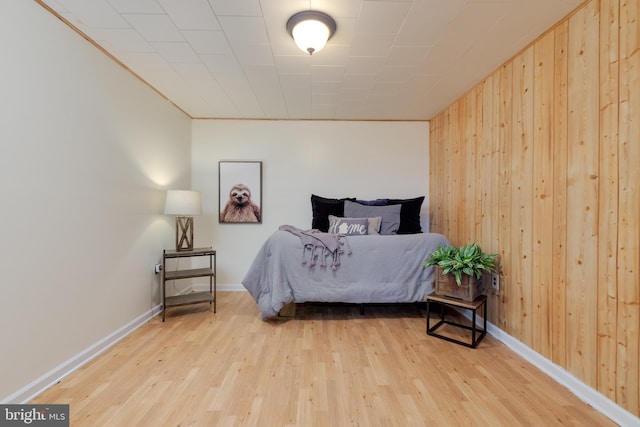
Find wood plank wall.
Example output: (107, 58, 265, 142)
(428, 0, 640, 416)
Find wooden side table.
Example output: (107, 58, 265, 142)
(162, 247, 216, 321)
(426, 293, 487, 348)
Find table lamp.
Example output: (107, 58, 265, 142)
(164, 190, 202, 251)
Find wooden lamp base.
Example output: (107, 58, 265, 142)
(175, 216, 194, 251)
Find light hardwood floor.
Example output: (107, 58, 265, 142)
(32, 292, 617, 426)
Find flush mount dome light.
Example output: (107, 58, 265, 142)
(286, 10, 336, 55)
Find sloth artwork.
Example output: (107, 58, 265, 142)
(220, 184, 261, 223)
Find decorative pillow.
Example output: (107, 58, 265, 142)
(356, 198, 389, 206)
(327, 216, 369, 236)
(311, 195, 356, 232)
(343, 200, 401, 235)
(366, 216, 382, 235)
(329, 215, 382, 235)
(387, 196, 425, 234)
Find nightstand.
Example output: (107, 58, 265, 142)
(162, 247, 216, 321)
(426, 293, 487, 348)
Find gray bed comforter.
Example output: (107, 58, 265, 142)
(242, 230, 450, 319)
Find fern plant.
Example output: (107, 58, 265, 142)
(423, 243, 497, 286)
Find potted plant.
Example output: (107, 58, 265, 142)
(423, 243, 497, 301)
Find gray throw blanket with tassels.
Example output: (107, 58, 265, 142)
(278, 225, 351, 270)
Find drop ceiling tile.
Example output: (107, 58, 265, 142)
(151, 42, 200, 62)
(252, 86, 288, 116)
(158, 0, 220, 30)
(213, 72, 251, 88)
(243, 65, 280, 83)
(123, 14, 184, 42)
(312, 92, 340, 105)
(208, 0, 262, 17)
(279, 74, 311, 88)
(233, 44, 276, 66)
(344, 56, 386, 75)
(312, 80, 343, 93)
(273, 55, 312, 74)
(218, 16, 269, 45)
(189, 79, 226, 97)
(226, 86, 264, 117)
(342, 74, 375, 90)
(349, 34, 395, 57)
(107, 0, 164, 14)
(385, 46, 430, 67)
(396, 0, 465, 46)
(181, 30, 231, 55)
(311, 65, 345, 82)
(171, 62, 215, 80)
(200, 53, 242, 73)
(355, 1, 411, 34)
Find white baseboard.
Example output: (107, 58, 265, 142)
(458, 309, 639, 426)
(3, 304, 162, 404)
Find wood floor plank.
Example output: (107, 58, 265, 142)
(31, 292, 617, 426)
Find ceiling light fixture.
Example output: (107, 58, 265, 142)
(286, 10, 336, 55)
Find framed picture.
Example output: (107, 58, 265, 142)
(219, 161, 262, 223)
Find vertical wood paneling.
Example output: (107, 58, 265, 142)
(532, 31, 555, 359)
(617, 0, 640, 413)
(463, 90, 478, 242)
(565, 0, 600, 388)
(597, 0, 619, 402)
(429, 116, 442, 233)
(498, 62, 513, 333)
(427, 0, 639, 417)
(511, 47, 535, 346)
(552, 20, 569, 368)
(481, 76, 501, 323)
(473, 87, 484, 242)
(443, 108, 454, 242)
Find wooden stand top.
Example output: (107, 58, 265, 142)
(163, 247, 215, 257)
(426, 293, 487, 310)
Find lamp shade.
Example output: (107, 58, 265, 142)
(287, 11, 336, 55)
(164, 190, 202, 216)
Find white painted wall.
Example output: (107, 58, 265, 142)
(191, 120, 430, 286)
(0, 1, 191, 401)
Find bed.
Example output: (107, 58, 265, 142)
(241, 194, 450, 319)
(242, 229, 450, 319)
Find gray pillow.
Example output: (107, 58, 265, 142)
(343, 201, 401, 235)
(327, 216, 369, 236)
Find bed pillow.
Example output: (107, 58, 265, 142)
(366, 216, 382, 235)
(356, 198, 389, 206)
(344, 200, 401, 235)
(329, 215, 382, 235)
(387, 196, 425, 234)
(327, 216, 369, 236)
(311, 195, 356, 232)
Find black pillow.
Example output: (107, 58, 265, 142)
(387, 196, 425, 234)
(311, 195, 355, 232)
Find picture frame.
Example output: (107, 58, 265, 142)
(219, 161, 262, 223)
